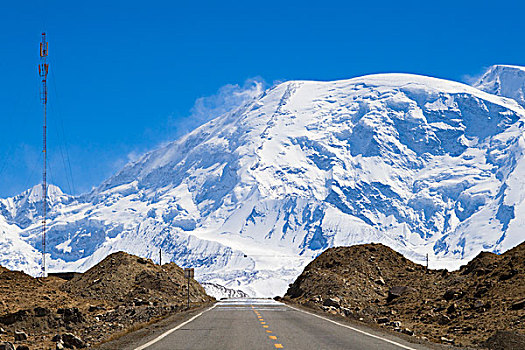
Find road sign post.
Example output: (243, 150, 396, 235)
(184, 268, 194, 309)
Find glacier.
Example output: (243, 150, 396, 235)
(2, 65, 525, 296)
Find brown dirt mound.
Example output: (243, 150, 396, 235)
(61, 251, 212, 306)
(0, 252, 213, 349)
(0, 268, 91, 317)
(0, 268, 93, 349)
(284, 242, 525, 349)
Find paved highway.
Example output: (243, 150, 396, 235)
(129, 298, 434, 350)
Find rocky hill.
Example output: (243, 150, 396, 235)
(283, 242, 525, 349)
(0, 252, 213, 349)
(61, 251, 210, 305)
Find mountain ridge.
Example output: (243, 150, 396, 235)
(474, 64, 525, 107)
(2, 68, 525, 296)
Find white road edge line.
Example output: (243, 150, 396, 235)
(285, 304, 418, 350)
(134, 304, 217, 350)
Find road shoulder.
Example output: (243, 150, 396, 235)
(94, 303, 216, 350)
(279, 300, 470, 350)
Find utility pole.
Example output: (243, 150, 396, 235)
(39, 32, 49, 278)
(426, 253, 429, 271)
(184, 268, 194, 309)
(159, 248, 162, 265)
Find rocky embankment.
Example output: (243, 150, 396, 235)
(283, 243, 525, 349)
(0, 252, 214, 349)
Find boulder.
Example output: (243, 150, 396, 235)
(62, 333, 86, 349)
(0, 310, 28, 325)
(474, 286, 489, 298)
(14, 331, 27, 341)
(446, 303, 457, 314)
(58, 308, 84, 324)
(443, 290, 460, 301)
(472, 299, 488, 311)
(511, 299, 525, 310)
(499, 269, 517, 281)
(387, 286, 415, 302)
(340, 307, 352, 317)
(309, 295, 322, 303)
(374, 277, 385, 286)
(320, 306, 335, 312)
(376, 317, 389, 324)
(34, 307, 50, 317)
(16, 346, 29, 350)
(0, 342, 15, 350)
(440, 336, 454, 344)
(133, 298, 151, 307)
(437, 314, 451, 325)
(401, 328, 414, 336)
(389, 320, 401, 327)
(322, 297, 341, 308)
(88, 305, 105, 313)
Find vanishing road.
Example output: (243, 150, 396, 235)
(124, 298, 434, 350)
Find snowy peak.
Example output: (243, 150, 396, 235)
(473, 65, 525, 107)
(2, 71, 525, 296)
(22, 183, 65, 202)
(0, 184, 72, 229)
(10, 183, 70, 209)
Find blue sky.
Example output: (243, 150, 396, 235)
(0, 0, 523, 197)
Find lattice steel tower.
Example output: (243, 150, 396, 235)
(39, 32, 49, 277)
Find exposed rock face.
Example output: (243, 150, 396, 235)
(284, 242, 525, 348)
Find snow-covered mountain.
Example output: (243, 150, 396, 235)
(201, 282, 249, 299)
(2, 67, 525, 296)
(474, 65, 525, 107)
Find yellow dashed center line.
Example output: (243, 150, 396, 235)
(253, 307, 284, 349)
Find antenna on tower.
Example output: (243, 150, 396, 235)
(39, 32, 49, 277)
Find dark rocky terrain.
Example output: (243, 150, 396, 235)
(0, 252, 213, 349)
(283, 242, 525, 349)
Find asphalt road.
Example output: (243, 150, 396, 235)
(127, 298, 435, 350)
